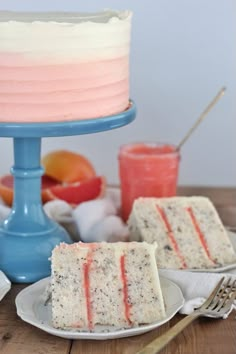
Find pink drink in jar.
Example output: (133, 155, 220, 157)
(118, 142, 180, 221)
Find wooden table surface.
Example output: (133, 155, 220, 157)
(0, 186, 236, 354)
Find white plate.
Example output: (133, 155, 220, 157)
(184, 230, 236, 273)
(0, 271, 11, 301)
(15, 276, 184, 340)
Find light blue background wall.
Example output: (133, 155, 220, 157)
(0, 0, 235, 186)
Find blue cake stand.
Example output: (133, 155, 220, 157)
(0, 101, 136, 283)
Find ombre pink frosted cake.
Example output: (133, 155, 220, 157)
(0, 10, 132, 122)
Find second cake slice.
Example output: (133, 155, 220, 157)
(128, 196, 236, 269)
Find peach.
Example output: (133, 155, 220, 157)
(41, 150, 96, 183)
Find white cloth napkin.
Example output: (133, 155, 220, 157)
(0, 270, 11, 301)
(159, 269, 236, 318)
(71, 187, 128, 242)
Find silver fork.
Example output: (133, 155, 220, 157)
(137, 276, 236, 354)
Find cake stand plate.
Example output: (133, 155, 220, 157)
(0, 102, 136, 283)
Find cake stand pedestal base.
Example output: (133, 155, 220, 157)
(0, 225, 70, 283)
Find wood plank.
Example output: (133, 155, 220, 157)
(178, 185, 236, 206)
(108, 185, 236, 206)
(110, 184, 236, 227)
(70, 313, 236, 354)
(178, 186, 236, 227)
(0, 284, 72, 354)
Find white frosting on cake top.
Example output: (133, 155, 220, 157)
(0, 10, 131, 23)
(0, 10, 132, 62)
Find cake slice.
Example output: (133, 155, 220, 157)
(128, 196, 236, 269)
(51, 241, 166, 330)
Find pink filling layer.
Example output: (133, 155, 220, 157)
(120, 254, 132, 324)
(156, 205, 187, 269)
(0, 55, 129, 122)
(186, 207, 216, 264)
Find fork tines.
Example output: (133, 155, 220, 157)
(203, 277, 236, 314)
(196, 276, 236, 318)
